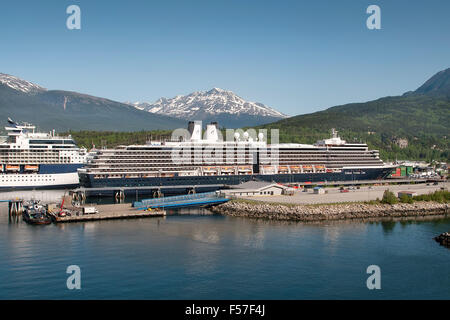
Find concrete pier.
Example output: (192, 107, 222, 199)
(51, 203, 166, 223)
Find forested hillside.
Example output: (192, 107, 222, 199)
(256, 69, 450, 162)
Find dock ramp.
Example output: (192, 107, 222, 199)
(133, 192, 229, 209)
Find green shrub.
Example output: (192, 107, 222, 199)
(399, 194, 414, 204)
(413, 190, 450, 203)
(381, 189, 398, 204)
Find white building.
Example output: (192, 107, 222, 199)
(221, 181, 292, 197)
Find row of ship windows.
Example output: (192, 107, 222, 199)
(88, 166, 381, 173)
(91, 159, 382, 165)
(1, 178, 56, 182)
(88, 161, 382, 168)
(97, 149, 371, 154)
(100, 148, 371, 151)
(92, 155, 381, 161)
(0, 159, 70, 162)
(0, 151, 77, 154)
(105, 177, 239, 184)
(94, 150, 377, 159)
(93, 154, 378, 161)
(0, 155, 70, 157)
(92, 160, 383, 166)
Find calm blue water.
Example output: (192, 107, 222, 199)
(0, 199, 449, 299)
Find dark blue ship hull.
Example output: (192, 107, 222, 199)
(79, 167, 393, 193)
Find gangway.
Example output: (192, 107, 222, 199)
(133, 192, 229, 210)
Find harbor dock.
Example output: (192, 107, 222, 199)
(50, 203, 165, 223)
(70, 178, 442, 199)
(71, 184, 226, 199)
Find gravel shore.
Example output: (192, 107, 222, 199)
(210, 200, 449, 222)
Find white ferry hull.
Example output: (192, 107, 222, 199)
(0, 172, 80, 190)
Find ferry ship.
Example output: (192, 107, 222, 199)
(78, 121, 394, 191)
(0, 119, 87, 190)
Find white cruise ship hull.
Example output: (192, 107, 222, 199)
(0, 172, 80, 190)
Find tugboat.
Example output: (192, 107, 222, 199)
(22, 200, 52, 225)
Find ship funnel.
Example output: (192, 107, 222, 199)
(331, 128, 338, 138)
(188, 120, 202, 141)
(205, 123, 219, 142)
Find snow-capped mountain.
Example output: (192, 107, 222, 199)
(0, 72, 184, 131)
(0, 73, 46, 94)
(129, 88, 287, 128)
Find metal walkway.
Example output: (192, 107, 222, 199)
(133, 192, 229, 209)
(71, 184, 226, 197)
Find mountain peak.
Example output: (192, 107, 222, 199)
(413, 68, 450, 96)
(131, 88, 287, 128)
(207, 87, 228, 94)
(0, 73, 46, 94)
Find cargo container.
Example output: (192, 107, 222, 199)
(400, 167, 407, 176)
(390, 167, 402, 177)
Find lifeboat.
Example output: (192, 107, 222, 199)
(221, 166, 235, 173)
(0, 165, 3, 172)
(160, 173, 174, 177)
(326, 169, 333, 173)
(6, 165, 20, 172)
(143, 173, 157, 178)
(315, 165, 326, 172)
(238, 166, 252, 175)
(203, 167, 219, 174)
(25, 165, 39, 172)
(262, 165, 277, 174)
(278, 166, 289, 173)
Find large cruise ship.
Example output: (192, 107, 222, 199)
(0, 119, 87, 190)
(78, 121, 394, 191)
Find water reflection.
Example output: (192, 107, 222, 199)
(380, 220, 396, 234)
(0, 203, 448, 299)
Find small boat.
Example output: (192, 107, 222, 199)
(22, 200, 52, 225)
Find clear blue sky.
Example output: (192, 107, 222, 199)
(1, 0, 449, 116)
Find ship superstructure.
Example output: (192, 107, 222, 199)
(0, 118, 87, 189)
(78, 121, 393, 190)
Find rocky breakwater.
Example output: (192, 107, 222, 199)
(209, 201, 448, 222)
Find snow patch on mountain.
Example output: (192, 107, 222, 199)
(0, 73, 46, 93)
(129, 88, 287, 119)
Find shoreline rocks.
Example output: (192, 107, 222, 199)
(210, 200, 449, 222)
(434, 232, 450, 247)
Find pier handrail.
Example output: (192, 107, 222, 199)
(133, 192, 228, 209)
(137, 192, 219, 205)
